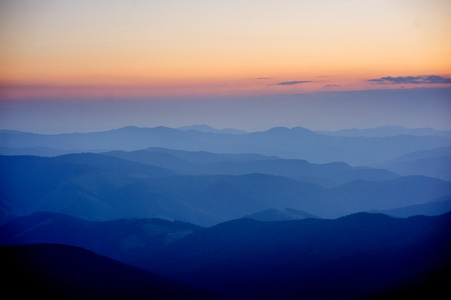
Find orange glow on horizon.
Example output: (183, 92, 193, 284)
(1, 0, 450, 100)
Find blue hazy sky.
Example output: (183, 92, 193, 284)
(1, 88, 450, 133)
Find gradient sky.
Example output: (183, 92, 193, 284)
(0, 0, 451, 132)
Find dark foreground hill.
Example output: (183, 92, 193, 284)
(139, 212, 451, 300)
(1, 212, 450, 299)
(0, 244, 221, 300)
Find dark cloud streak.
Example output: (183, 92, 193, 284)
(368, 75, 451, 85)
(276, 80, 313, 86)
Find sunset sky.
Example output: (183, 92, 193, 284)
(1, 0, 450, 132)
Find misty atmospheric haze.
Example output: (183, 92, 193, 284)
(1, 88, 451, 134)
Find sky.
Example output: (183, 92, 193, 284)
(0, 0, 451, 133)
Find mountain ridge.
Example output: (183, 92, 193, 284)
(0, 211, 203, 264)
(2, 154, 450, 225)
(103, 147, 400, 186)
(2, 125, 451, 165)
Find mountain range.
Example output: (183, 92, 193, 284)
(2, 152, 450, 225)
(104, 147, 399, 187)
(178, 124, 247, 135)
(1, 124, 451, 299)
(2, 125, 451, 165)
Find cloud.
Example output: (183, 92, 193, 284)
(276, 80, 313, 86)
(324, 84, 341, 88)
(368, 75, 451, 85)
(254, 77, 271, 80)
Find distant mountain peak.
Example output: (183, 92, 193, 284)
(266, 126, 290, 131)
(261, 126, 315, 137)
(117, 125, 140, 130)
(178, 124, 247, 134)
(291, 126, 315, 134)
